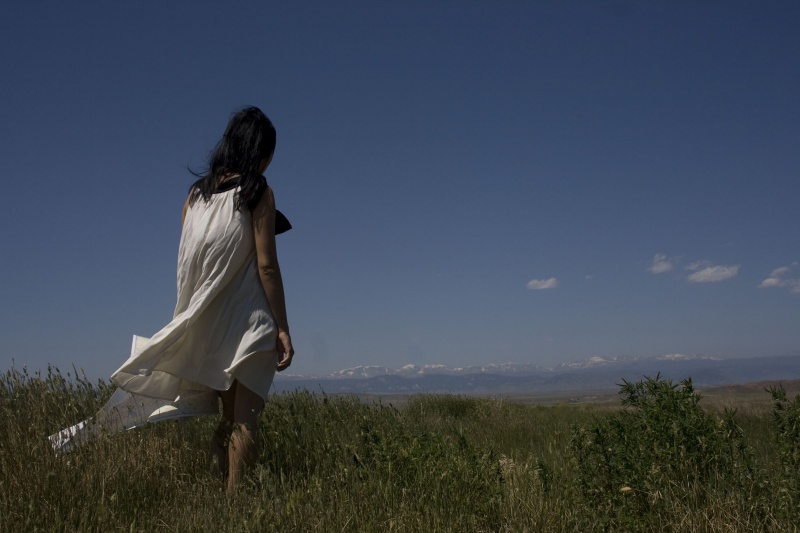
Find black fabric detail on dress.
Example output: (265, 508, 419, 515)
(275, 209, 292, 235)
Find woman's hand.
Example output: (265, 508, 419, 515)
(276, 330, 294, 371)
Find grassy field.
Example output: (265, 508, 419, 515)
(3, 367, 800, 532)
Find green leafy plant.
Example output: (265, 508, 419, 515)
(570, 375, 758, 529)
(768, 384, 800, 520)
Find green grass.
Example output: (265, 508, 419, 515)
(2, 366, 799, 532)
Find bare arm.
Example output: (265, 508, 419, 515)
(252, 186, 294, 370)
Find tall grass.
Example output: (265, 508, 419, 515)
(1, 366, 799, 531)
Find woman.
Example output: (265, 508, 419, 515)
(111, 106, 294, 492)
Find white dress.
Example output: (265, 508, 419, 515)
(111, 184, 279, 401)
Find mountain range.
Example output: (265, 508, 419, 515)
(272, 354, 800, 395)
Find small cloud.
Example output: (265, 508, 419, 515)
(759, 265, 800, 294)
(648, 254, 675, 274)
(685, 260, 713, 271)
(585, 274, 594, 280)
(687, 264, 740, 283)
(527, 277, 558, 290)
(759, 277, 782, 288)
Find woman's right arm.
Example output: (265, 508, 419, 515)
(252, 186, 294, 371)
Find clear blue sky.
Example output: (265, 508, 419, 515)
(1, 1, 798, 380)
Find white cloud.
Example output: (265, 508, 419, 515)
(687, 264, 740, 283)
(685, 260, 713, 271)
(759, 265, 800, 294)
(527, 277, 558, 290)
(758, 277, 782, 288)
(648, 254, 675, 274)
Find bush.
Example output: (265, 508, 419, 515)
(768, 384, 800, 521)
(570, 375, 758, 529)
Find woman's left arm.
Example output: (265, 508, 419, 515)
(252, 186, 294, 371)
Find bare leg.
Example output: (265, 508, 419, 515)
(219, 380, 265, 493)
(210, 386, 237, 481)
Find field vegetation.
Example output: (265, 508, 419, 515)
(2, 366, 800, 531)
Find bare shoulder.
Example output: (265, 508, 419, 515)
(252, 185, 275, 233)
(253, 185, 275, 212)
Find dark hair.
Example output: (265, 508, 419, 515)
(189, 106, 276, 211)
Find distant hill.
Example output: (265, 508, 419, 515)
(272, 354, 800, 395)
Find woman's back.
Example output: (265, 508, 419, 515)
(112, 181, 279, 402)
(176, 182, 257, 316)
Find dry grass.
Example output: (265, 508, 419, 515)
(1, 366, 798, 531)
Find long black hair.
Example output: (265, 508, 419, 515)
(189, 106, 276, 211)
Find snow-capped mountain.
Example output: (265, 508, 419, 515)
(653, 353, 722, 362)
(330, 366, 392, 379)
(274, 353, 800, 395)
(286, 354, 720, 380)
(298, 362, 546, 380)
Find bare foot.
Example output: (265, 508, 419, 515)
(209, 425, 230, 482)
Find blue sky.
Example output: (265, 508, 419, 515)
(1, 1, 798, 380)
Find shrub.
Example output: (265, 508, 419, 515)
(768, 384, 800, 521)
(570, 375, 758, 529)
